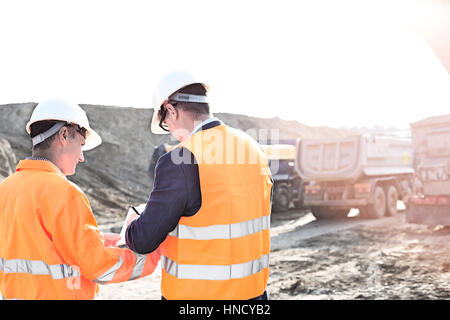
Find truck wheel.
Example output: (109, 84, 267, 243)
(332, 209, 350, 219)
(360, 186, 386, 219)
(310, 207, 329, 220)
(385, 185, 399, 216)
(293, 200, 305, 210)
(311, 207, 349, 219)
(272, 185, 290, 213)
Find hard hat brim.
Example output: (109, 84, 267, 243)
(83, 127, 102, 151)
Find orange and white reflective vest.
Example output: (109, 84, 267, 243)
(160, 125, 273, 300)
(0, 160, 160, 300)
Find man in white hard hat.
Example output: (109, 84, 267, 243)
(125, 71, 273, 300)
(25, 98, 103, 175)
(0, 99, 160, 300)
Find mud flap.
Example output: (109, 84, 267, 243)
(406, 205, 450, 226)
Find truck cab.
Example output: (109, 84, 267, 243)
(261, 143, 304, 212)
(407, 114, 450, 226)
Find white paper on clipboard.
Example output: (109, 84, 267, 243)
(116, 204, 146, 246)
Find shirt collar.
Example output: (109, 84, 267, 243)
(17, 159, 65, 177)
(189, 117, 220, 137)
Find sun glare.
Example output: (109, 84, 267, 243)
(0, 0, 448, 129)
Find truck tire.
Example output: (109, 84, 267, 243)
(272, 184, 290, 212)
(310, 206, 329, 220)
(385, 185, 399, 216)
(311, 207, 348, 219)
(293, 200, 305, 210)
(360, 186, 386, 219)
(332, 209, 350, 219)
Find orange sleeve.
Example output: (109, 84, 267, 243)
(52, 193, 160, 284)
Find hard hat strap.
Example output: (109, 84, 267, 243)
(171, 93, 209, 104)
(31, 122, 65, 147)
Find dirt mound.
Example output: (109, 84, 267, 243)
(0, 103, 353, 225)
(0, 137, 17, 182)
(215, 112, 351, 140)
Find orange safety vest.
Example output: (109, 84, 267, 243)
(160, 125, 272, 300)
(0, 160, 160, 300)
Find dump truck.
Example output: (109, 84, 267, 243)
(295, 134, 415, 219)
(261, 144, 304, 212)
(406, 114, 450, 226)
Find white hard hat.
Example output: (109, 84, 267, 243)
(151, 70, 209, 134)
(26, 99, 102, 151)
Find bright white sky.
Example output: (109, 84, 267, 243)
(0, 0, 449, 129)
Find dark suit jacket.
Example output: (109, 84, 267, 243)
(125, 120, 222, 253)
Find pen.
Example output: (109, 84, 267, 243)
(131, 206, 141, 216)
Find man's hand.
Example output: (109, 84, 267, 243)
(116, 208, 141, 247)
(102, 233, 122, 247)
(126, 212, 140, 226)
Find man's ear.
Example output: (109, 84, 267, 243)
(58, 127, 69, 143)
(166, 104, 178, 119)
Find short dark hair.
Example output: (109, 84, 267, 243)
(169, 83, 210, 119)
(30, 120, 86, 150)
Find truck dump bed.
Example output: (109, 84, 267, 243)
(410, 114, 450, 196)
(295, 134, 414, 182)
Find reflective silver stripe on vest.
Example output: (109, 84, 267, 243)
(161, 254, 269, 280)
(93, 256, 123, 284)
(129, 253, 148, 281)
(94, 252, 148, 284)
(168, 215, 270, 240)
(0, 258, 80, 279)
(0, 296, 22, 300)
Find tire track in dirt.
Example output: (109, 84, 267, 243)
(271, 209, 401, 251)
(269, 209, 450, 300)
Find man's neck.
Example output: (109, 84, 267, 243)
(174, 114, 213, 142)
(32, 149, 57, 165)
(198, 114, 211, 121)
(192, 114, 212, 125)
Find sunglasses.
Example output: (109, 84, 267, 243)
(158, 101, 177, 132)
(64, 123, 87, 139)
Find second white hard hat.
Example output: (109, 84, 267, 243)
(151, 70, 209, 134)
(26, 99, 102, 151)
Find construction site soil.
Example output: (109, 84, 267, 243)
(2, 103, 449, 300)
(99, 209, 450, 300)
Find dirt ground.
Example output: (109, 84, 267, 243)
(98, 207, 450, 300)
